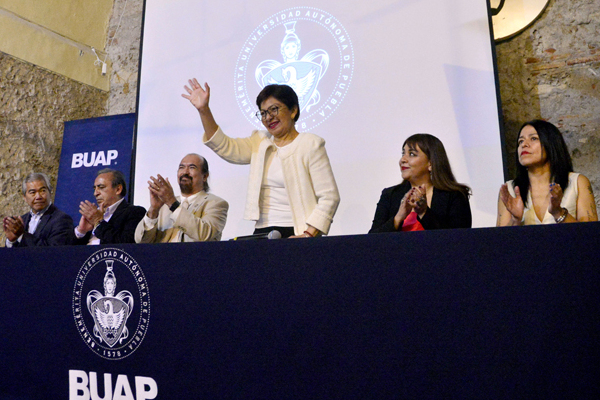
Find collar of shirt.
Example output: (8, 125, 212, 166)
(181, 191, 202, 205)
(29, 202, 52, 219)
(104, 198, 125, 221)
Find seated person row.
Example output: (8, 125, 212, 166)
(2, 120, 596, 246)
(368, 120, 597, 233)
(2, 158, 229, 247)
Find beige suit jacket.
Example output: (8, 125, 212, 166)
(135, 192, 228, 243)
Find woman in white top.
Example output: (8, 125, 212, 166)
(497, 119, 597, 226)
(182, 79, 340, 238)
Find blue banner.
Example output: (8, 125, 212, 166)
(1, 224, 600, 398)
(55, 114, 136, 224)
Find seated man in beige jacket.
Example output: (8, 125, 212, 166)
(135, 153, 228, 243)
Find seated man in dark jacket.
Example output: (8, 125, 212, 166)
(3, 172, 73, 247)
(74, 169, 145, 245)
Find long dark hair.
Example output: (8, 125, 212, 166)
(403, 134, 471, 198)
(513, 120, 573, 206)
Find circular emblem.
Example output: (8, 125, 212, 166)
(72, 248, 150, 360)
(235, 7, 354, 132)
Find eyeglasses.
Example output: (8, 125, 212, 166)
(255, 105, 285, 121)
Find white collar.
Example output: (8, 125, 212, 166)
(29, 202, 52, 218)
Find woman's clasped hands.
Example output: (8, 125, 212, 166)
(394, 185, 427, 228)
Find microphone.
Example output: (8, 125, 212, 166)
(230, 230, 282, 241)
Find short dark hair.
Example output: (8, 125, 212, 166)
(403, 134, 471, 197)
(22, 173, 53, 195)
(256, 84, 300, 122)
(513, 119, 573, 206)
(97, 168, 127, 198)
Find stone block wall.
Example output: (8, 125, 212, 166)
(496, 0, 600, 210)
(0, 52, 107, 245)
(105, 0, 143, 115)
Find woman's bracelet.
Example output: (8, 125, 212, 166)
(555, 207, 568, 223)
(303, 230, 314, 238)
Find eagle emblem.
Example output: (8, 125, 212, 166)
(86, 261, 133, 348)
(255, 21, 329, 112)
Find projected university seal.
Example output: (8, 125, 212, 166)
(72, 248, 150, 360)
(235, 7, 354, 132)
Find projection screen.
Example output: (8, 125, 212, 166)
(135, 0, 505, 238)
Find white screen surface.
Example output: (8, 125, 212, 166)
(136, 0, 504, 238)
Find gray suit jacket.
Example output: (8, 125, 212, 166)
(135, 192, 228, 243)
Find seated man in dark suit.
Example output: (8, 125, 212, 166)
(3, 172, 74, 247)
(74, 168, 146, 245)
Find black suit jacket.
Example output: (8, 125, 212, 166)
(369, 181, 472, 233)
(74, 200, 146, 245)
(13, 204, 74, 247)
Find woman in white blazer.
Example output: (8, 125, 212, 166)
(182, 79, 340, 238)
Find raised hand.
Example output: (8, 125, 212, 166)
(499, 183, 524, 222)
(146, 175, 168, 219)
(181, 78, 219, 140)
(148, 175, 177, 207)
(182, 78, 210, 111)
(77, 214, 94, 234)
(394, 188, 416, 229)
(79, 200, 104, 231)
(3, 216, 25, 242)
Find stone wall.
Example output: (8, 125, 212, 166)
(105, 0, 143, 115)
(0, 0, 141, 246)
(496, 0, 600, 209)
(0, 52, 107, 245)
(1, 0, 598, 246)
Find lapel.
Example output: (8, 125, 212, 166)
(165, 193, 206, 242)
(430, 188, 447, 212)
(186, 192, 207, 215)
(108, 200, 128, 225)
(21, 212, 32, 233)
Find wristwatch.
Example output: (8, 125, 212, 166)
(169, 200, 181, 212)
